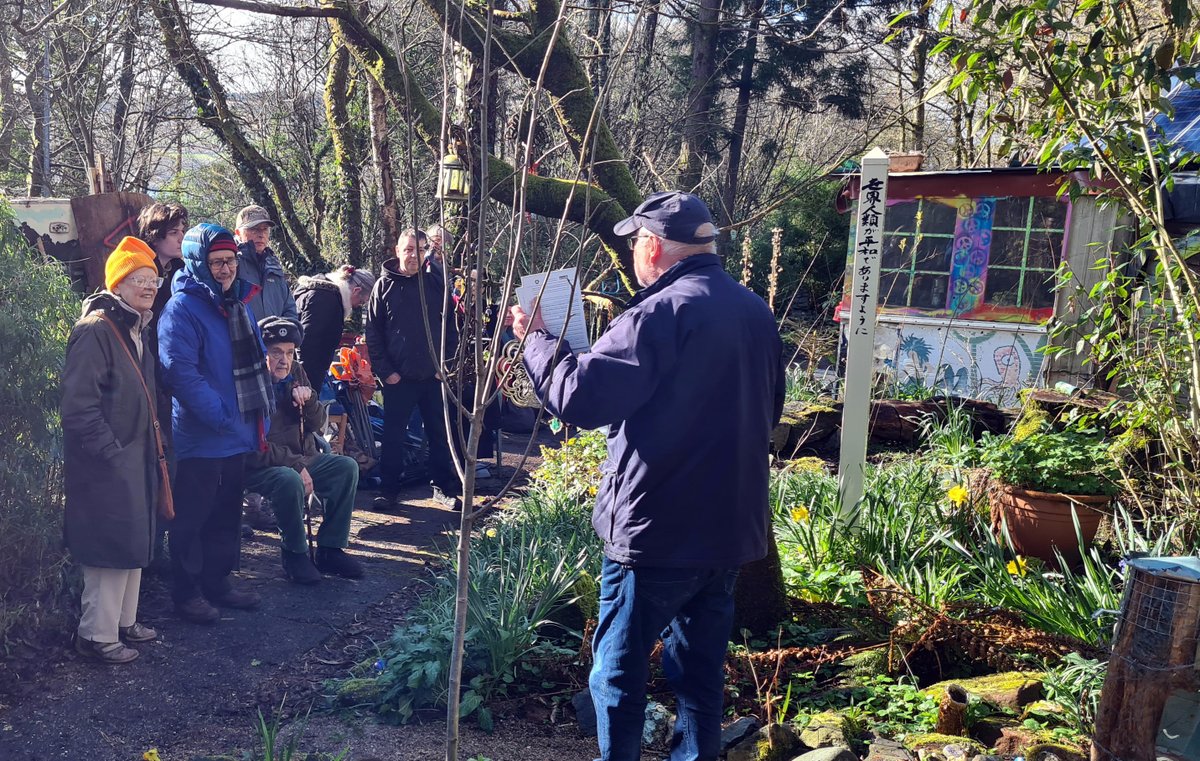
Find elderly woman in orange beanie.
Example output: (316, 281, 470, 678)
(62, 236, 173, 664)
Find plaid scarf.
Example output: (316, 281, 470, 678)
(223, 295, 275, 422)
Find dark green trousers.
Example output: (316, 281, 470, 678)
(245, 453, 358, 554)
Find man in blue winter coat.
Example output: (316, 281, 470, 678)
(159, 223, 274, 624)
(512, 192, 785, 761)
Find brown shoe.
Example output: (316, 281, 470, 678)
(176, 596, 220, 624)
(206, 587, 261, 610)
(75, 635, 139, 664)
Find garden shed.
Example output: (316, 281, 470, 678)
(835, 166, 1122, 406)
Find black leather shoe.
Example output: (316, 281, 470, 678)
(315, 547, 364, 579)
(281, 549, 322, 585)
(206, 587, 261, 610)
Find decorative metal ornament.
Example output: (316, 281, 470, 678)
(436, 153, 470, 202)
(497, 339, 540, 408)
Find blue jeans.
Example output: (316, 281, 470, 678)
(589, 557, 740, 761)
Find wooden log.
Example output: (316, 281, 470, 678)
(935, 683, 969, 736)
(1091, 559, 1200, 761)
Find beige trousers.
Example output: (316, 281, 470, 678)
(78, 567, 142, 644)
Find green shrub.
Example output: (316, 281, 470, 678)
(0, 198, 78, 647)
(981, 423, 1119, 496)
(337, 488, 596, 725)
(532, 429, 607, 500)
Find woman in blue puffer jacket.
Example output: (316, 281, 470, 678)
(158, 223, 273, 624)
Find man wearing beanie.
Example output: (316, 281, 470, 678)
(158, 223, 273, 624)
(245, 316, 364, 584)
(234, 205, 299, 323)
(62, 236, 168, 662)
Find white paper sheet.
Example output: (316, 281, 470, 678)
(515, 267, 590, 353)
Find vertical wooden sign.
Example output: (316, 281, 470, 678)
(838, 148, 890, 514)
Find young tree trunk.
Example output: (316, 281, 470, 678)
(719, 0, 762, 255)
(586, 0, 612, 92)
(367, 77, 398, 252)
(25, 68, 47, 196)
(110, 7, 137, 187)
(678, 0, 722, 192)
(324, 44, 365, 266)
(907, 7, 929, 152)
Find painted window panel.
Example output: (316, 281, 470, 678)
(989, 229, 1027, 267)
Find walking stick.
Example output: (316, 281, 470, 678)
(299, 403, 317, 563)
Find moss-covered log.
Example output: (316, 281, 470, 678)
(427, 0, 639, 287)
(324, 0, 633, 282)
(150, 0, 324, 270)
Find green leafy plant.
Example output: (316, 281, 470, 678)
(0, 199, 78, 649)
(852, 674, 939, 734)
(981, 424, 1119, 496)
(251, 700, 349, 761)
(532, 429, 607, 500)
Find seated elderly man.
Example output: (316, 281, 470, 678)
(246, 317, 364, 584)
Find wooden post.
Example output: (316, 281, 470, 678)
(1091, 558, 1200, 760)
(837, 148, 889, 514)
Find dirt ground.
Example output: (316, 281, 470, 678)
(0, 434, 604, 761)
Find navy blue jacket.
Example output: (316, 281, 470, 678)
(237, 241, 298, 323)
(522, 254, 785, 567)
(159, 224, 267, 460)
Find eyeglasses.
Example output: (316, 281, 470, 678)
(127, 276, 165, 290)
(626, 234, 653, 252)
(208, 257, 238, 271)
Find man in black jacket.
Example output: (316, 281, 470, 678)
(365, 229, 459, 509)
(513, 192, 784, 761)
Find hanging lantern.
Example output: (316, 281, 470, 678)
(436, 153, 470, 202)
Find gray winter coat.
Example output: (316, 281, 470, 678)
(61, 292, 161, 569)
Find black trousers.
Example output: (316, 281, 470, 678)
(381, 379, 455, 494)
(169, 454, 245, 603)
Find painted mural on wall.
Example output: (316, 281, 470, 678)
(875, 320, 1047, 407)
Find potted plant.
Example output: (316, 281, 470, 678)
(981, 423, 1119, 566)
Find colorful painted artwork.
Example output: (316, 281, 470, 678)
(947, 198, 995, 315)
(876, 321, 1047, 407)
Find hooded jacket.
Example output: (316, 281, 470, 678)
(364, 260, 457, 383)
(237, 241, 298, 323)
(293, 274, 348, 394)
(62, 292, 160, 568)
(522, 254, 785, 568)
(158, 223, 266, 460)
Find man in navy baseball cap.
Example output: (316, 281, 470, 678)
(612, 190, 718, 245)
(511, 188, 784, 761)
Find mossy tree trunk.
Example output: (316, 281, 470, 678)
(149, 0, 324, 271)
(324, 43, 365, 267)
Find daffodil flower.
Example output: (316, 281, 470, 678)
(947, 484, 969, 506)
(1006, 556, 1028, 577)
(791, 506, 810, 523)
(485, 528, 497, 538)
(144, 751, 161, 761)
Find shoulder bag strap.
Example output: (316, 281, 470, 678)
(98, 314, 175, 520)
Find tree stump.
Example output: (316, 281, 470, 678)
(1091, 558, 1200, 761)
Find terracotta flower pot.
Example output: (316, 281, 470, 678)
(989, 484, 1111, 567)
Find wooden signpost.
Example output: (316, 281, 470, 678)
(837, 148, 890, 514)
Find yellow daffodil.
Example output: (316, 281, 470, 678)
(947, 484, 969, 506)
(144, 751, 161, 761)
(1006, 556, 1028, 577)
(485, 528, 497, 538)
(791, 506, 810, 523)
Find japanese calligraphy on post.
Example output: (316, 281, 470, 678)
(838, 148, 890, 514)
